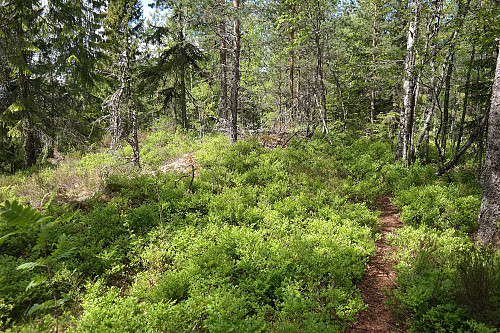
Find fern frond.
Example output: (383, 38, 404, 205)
(0, 200, 44, 228)
(0, 231, 24, 245)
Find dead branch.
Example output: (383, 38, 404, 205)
(174, 164, 195, 193)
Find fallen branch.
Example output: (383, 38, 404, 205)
(281, 130, 304, 148)
(436, 114, 487, 176)
(272, 132, 287, 149)
(174, 164, 195, 193)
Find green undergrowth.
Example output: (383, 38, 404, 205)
(3, 132, 496, 332)
(388, 227, 500, 332)
(383, 161, 498, 332)
(0, 134, 393, 332)
(0, 125, 204, 206)
(383, 162, 481, 234)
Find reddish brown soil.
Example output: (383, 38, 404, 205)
(347, 195, 406, 333)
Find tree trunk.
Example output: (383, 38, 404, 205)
(417, 0, 469, 163)
(332, 70, 347, 129)
(313, 6, 327, 134)
(173, 102, 178, 128)
(436, 113, 487, 176)
(20, 70, 37, 168)
(370, 1, 378, 124)
(416, 52, 450, 161)
(414, 0, 442, 163)
(455, 45, 475, 154)
(177, 10, 188, 130)
(278, 66, 283, 128)
(290, 4, 295, 117)
(125, 99, 140, 168)
(440, 60, 453, 158)
(478, 39, 500, 244)
(24, 120, 36, 168)
(229, 0, 240, 143)
(296, 52, 301, 125)
(218, 0, 228, 120)
(180, 59, 188, 129)
(395, 0, 421, 164)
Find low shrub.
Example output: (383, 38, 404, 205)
(388, 226, 499, 332)
(0, 135, 397, 331)
(454, 247, 500, 327)
(127, 216, 374, 331)
(393, 184, 480, 233)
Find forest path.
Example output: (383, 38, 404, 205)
(347, 195, 405, 333)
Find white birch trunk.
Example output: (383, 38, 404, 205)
(478, 39, 500, 244)
(395, 0, 421, 164)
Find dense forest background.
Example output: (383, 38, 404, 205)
(1, 0, 500, 332)
(1, 0, 499, 172)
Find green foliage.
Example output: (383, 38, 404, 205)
(125, 217, 372, 331)
(381, 142, 497, 332)
(3, 314, 61, 333)
(0, 200, 45, 241)
(2, 133, 494, 332)
(388, 227, 499, 332)
(394, 184, 480, 232)
(454, 247, 500, 327)
(382, 161, 438, 191)
(0, 199, 74, 323)
(58, 135, 387, 332)
(0, 255, 40, 327)
(68, 280, 146, 333)
(383, 160, 482, 233)
(139, 126, 208, 168)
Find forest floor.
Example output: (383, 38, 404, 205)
(117, 145, 408, 332)
(348, 195, 406, 333)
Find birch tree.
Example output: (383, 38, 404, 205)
(395, 0, 421, 164)
(478, 39, 500, 244)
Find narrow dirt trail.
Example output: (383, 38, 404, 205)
(347, 195, 405, 333)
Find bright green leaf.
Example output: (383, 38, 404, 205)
(16, 262, 40, 270)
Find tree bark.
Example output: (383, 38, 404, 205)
(278, 66, 283, 127)
(455, 45, 475, 154)
(440, 60, 453, 158)
(296, 52, 301, 124)
(311, 1, 327, 134)
(24, 120, 36, 168)
(20, 70, 37, 168)
(179, 59, 188, 129)
(478, 39, 500, 244)
(416, 0, 469, 163)
(290, 4, 295, 116)
(395, 0, 421, 164)
(413, 0, 442, 163)
(436, 113, 487, 176)
(218, 0, 228, 120)
(229, 0, 240, 143)
(370, 1, 378, 124)
(125, 99, 140, 168)
(177, 26, 187, 129)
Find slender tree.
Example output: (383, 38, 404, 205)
(102, 0, 143, 167)
(478, 39, 500, 244)
(229, 0, 240, 143)
(395, 0, 421, 164)
(369, 0, 378, 124)
(218, 0, 229, 120)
